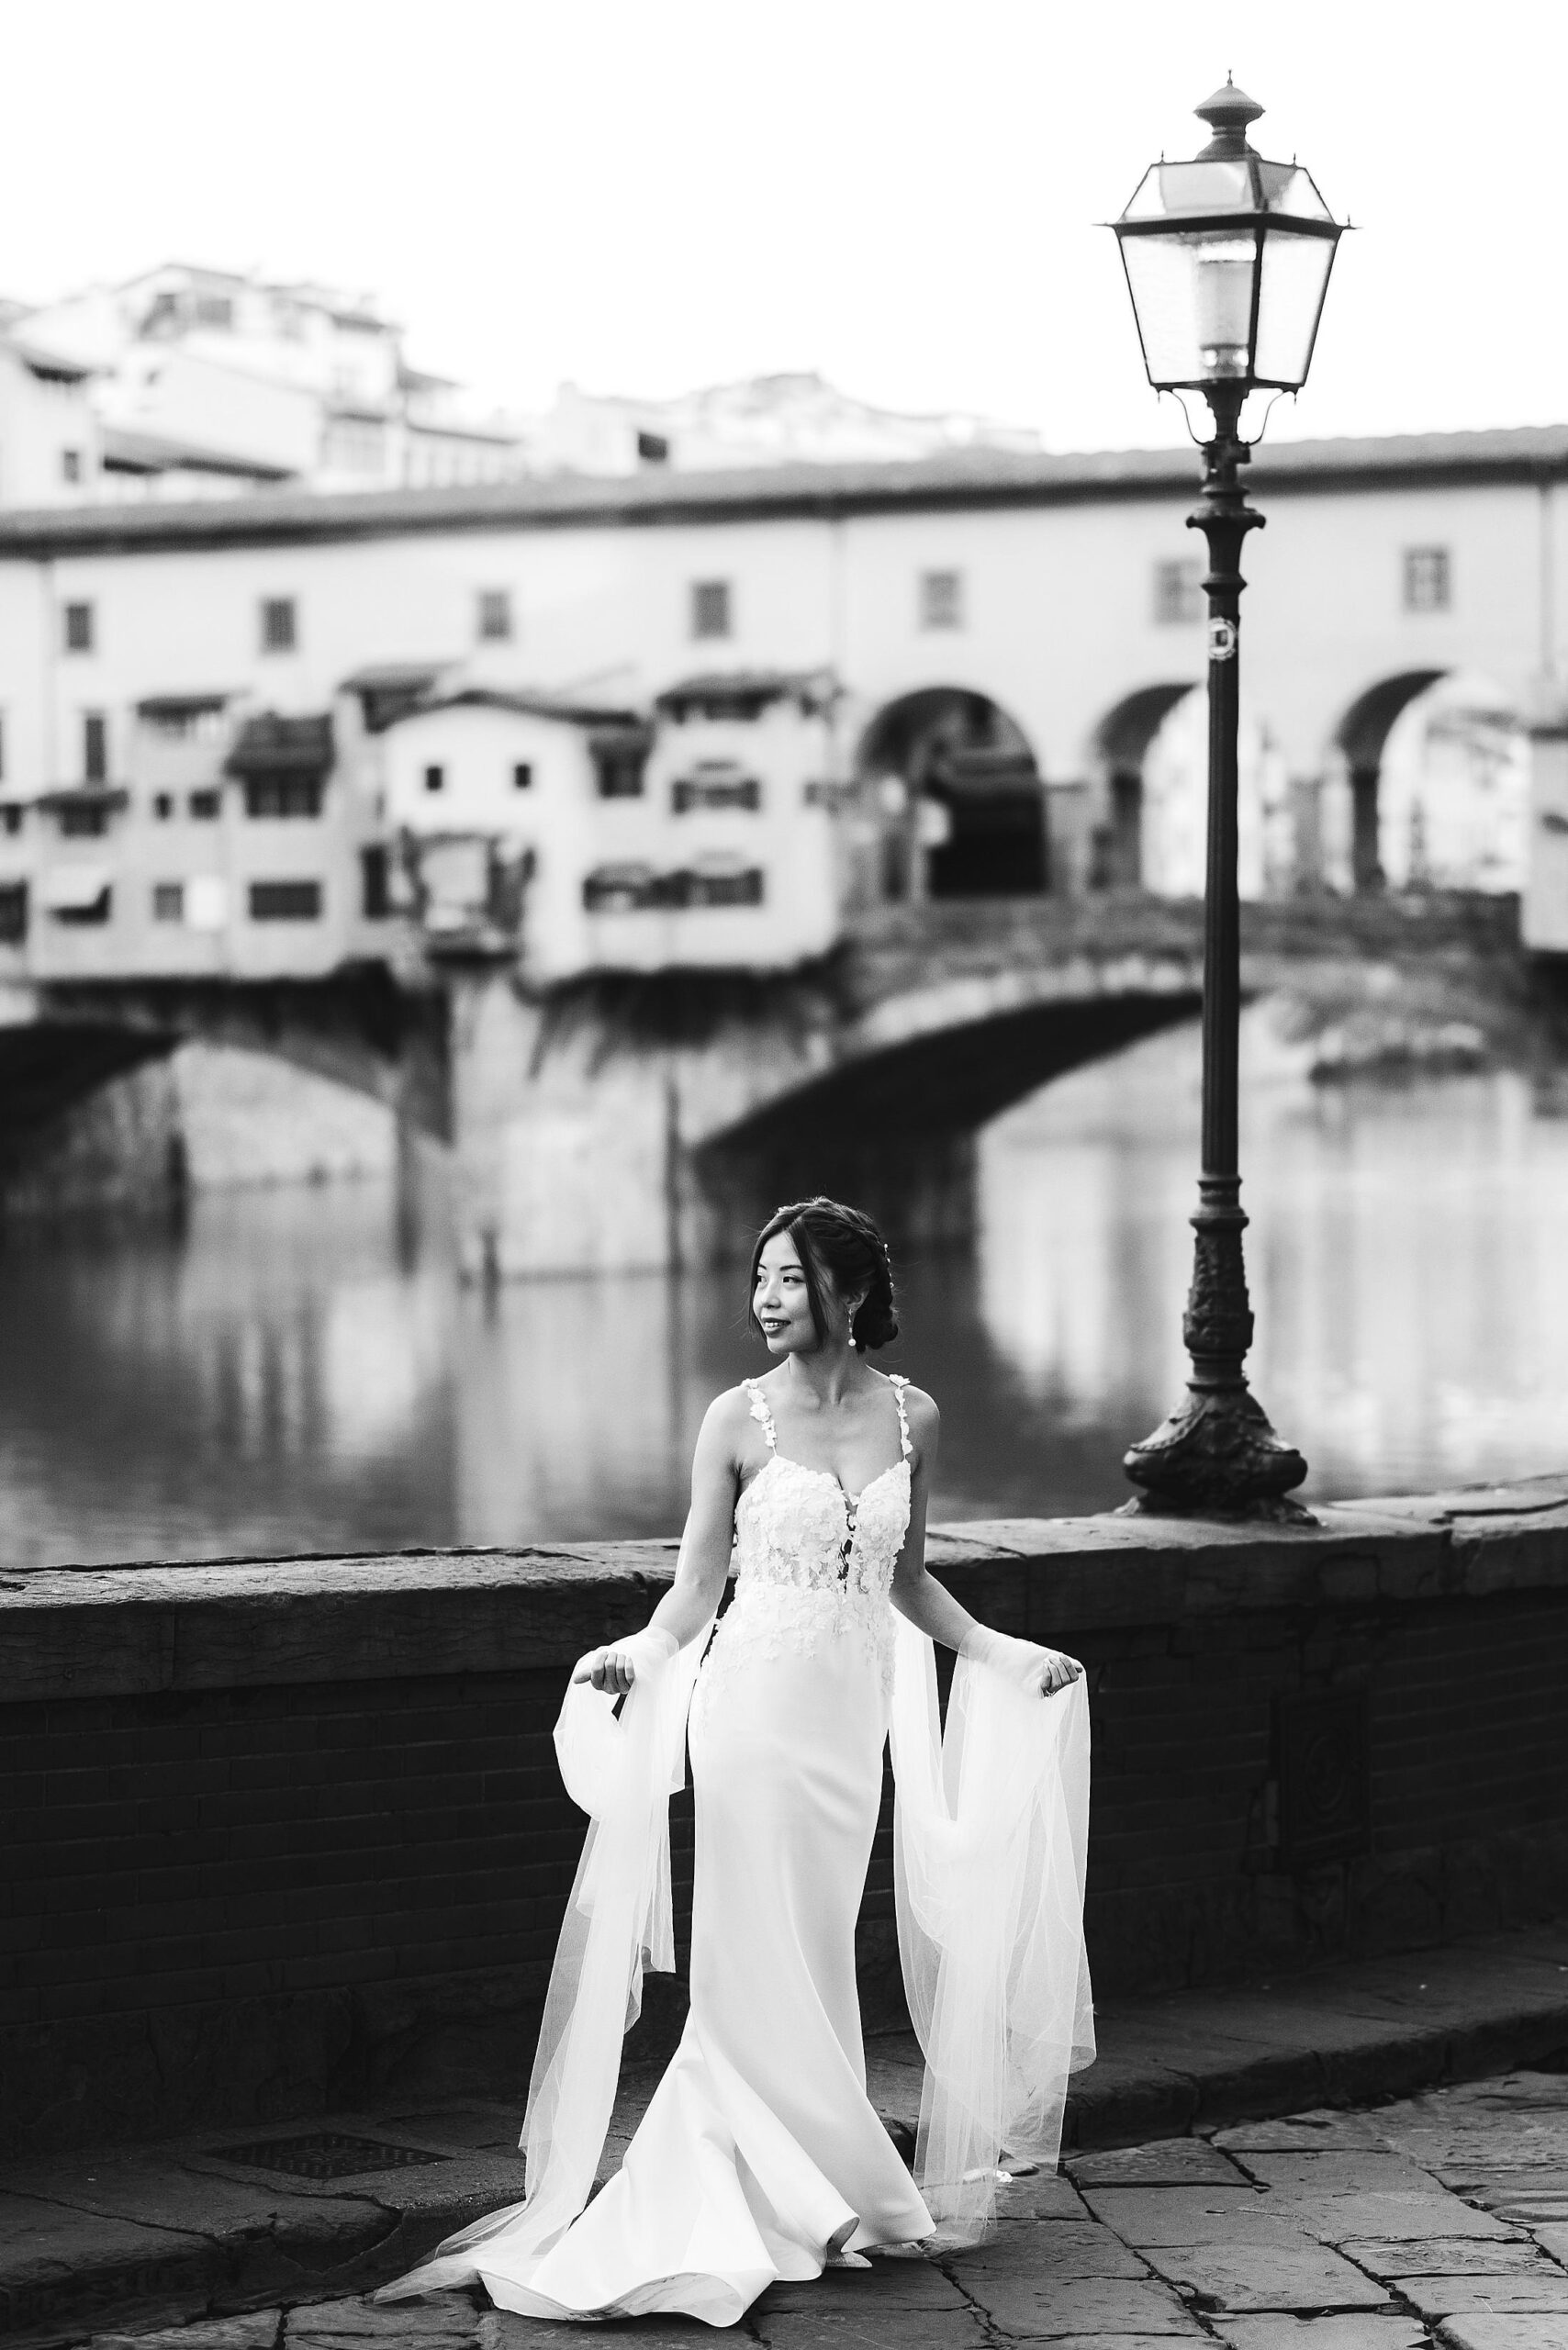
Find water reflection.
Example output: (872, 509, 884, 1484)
(4, 1012, 1567, 1567)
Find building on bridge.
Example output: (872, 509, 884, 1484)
(375, 671, 843, 974)
(0, 424, 1564, 1002)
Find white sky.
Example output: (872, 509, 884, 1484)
(5, 0, 1564, 453)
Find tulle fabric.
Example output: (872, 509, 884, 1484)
(889, 1614, 1095, 2244)
(379, 1607, 1092, 2311)
(376, 1625, 710, 2300)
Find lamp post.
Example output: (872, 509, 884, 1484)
(1111, 80, 1346, 1516)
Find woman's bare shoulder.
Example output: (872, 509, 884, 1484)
(689, 1383, 764, 1486)
(887, 1376, 940, 1442)
(699, 1382, 765, 1444)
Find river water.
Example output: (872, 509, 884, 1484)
(6, 1012, 1568, 1569)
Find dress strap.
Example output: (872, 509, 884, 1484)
(742, 1378, 778, 1452)
(888, 1374, 913, 1460)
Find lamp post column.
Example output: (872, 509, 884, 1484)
(1123, 387, 1310, 1517)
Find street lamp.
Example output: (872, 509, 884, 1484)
(1111, 81, 1346, 1516)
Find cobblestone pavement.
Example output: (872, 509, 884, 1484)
(67, 2070, 1568, 2350)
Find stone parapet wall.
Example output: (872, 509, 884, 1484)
(4, 1481, 1567, 2156)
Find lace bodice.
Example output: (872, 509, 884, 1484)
(699, 1375, 913, 1706)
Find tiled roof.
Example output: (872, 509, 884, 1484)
(0, 424, 1563, 554)
(224, 712, 334, 778)
(404, 688, 645, 730)
(656, 668, 838, 714)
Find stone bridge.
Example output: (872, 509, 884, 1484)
(449, 890, 1531, 1275)
(0, 966, 452, 1181)
(0, 890, 1534, 1262)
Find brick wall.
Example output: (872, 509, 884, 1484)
(4, 1489, 1567, 2155)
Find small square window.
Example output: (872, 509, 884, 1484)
(423, 764, 445, 795)
(1154, 559, 1204, 624)
(61, 449, 82, 485)
(0, 881, 27, 943)
(691, 579, 732, 640)
(592, 743, 648, 799)
(261, 597, 297, 653)
(152, 881, 185, 923)
(512, 763, 532, 791)
(188, 789, 221, 820)
(60, 801, 110, 837)
(920, 569, 963, 630)
(476, 589, 513, 643)
(0, 806, 22, 837)
(1404, 546, 1450, 613)
(153, 792, 174, 821)
(63, 601, 94, 654)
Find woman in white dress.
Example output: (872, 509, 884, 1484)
(381, 1197, 1093, 2327)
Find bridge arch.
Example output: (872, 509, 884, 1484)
(0, 970, 452, 1174)
(1087, 683, 1292, 901)
(1333, 670, 1448, 892)
(855, 686, 1047, 901)
(1329, 669, 1526, 895)
(1089, 683, 1196, 888)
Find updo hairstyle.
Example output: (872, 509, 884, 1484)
(748, 1196, 900, 1354)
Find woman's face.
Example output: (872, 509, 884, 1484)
(754, 1232, 827, 1355)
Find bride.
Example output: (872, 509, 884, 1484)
(381, 1196, 1094, 2327)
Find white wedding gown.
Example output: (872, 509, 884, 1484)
(380, 1374, 1093, 2327)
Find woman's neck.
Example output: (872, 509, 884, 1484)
(781, 1347, 867, 1411)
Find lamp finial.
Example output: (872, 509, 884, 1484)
(1194, 80, 1264, 160)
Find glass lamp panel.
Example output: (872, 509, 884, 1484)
(1119, 236, 1204, 383)
(1121, 230, 1260, 386)
(1258, 162, 1333, 221)
(1155, 157, 1257, 218)
(1253, 228, 1337, 386)
(1119, 165, 1170, 223)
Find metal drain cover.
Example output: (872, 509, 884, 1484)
(208, 2131, 452, 2181)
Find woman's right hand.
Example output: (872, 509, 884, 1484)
(571, 1625, 678, 1695)
(572, 1645, 641, 1695)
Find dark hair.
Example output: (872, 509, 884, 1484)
(748, 1196, 900, 1353)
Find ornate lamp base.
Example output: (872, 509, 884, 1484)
(1122, 1382, 1313, 1522)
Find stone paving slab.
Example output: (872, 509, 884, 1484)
(946, 2221, 1151, 2283)
(746, 2313, 991, 2349)
(1067, 2142, 1246, 2188)
(1265, 2196, 1519, 2248)
(288, 2306, 479, 2348)
(957, 2273, 1208, 2337)
(1400, 2271, 1568, 2319)
(85, 2325, 282, 2350)
(755, 2261, 967, 2313)
(1138, 2238, 1392, 2315)
(1215, 2115, 1395, 2154)
(1234, 2154, 1447, 2196)
(988, 2170, 1090, 2220)
(0, 2194, 221, 2343)
(1216, 2321, 1430, 2349)
(1078, 2186, 1292, 2244)
(1435, 2318, 1568, 2349)
(1340, 2236, 1560, 2277)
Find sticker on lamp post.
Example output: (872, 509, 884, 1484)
(1207, 618, 1238, 662)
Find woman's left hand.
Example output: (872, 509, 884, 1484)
(1033, 1648, 1084, 1698)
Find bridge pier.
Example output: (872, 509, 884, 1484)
(443, 964, 984, 1277)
